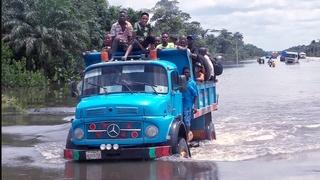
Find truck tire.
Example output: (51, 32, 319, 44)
(206, 121, 216, 140)
(66, 128, 82, 149)
(173, 137, 190, 158)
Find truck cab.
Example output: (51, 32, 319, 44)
(285, 51, 299, 64)
(299, 52, 306, 59)
(64, 49, 218, 160)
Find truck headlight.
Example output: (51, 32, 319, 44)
(145, 125, 158, 138)
(74, 128, 84, 139)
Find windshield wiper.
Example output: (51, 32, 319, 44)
(88, 82, 108, 94)
(115, 80, 133, 93)
(126, 81, 158, 94)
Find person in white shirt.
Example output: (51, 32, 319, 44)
(199, 47, 214, 81)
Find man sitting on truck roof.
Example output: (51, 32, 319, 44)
(110, 9, 133, 56)
(122, 12, 155, 60)
(182, 67, 199, 142)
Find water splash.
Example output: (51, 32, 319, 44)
(34, 143, 65, 164)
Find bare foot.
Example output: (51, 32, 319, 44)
(121, 56, 127, 61)
(188, 131, 193, 142)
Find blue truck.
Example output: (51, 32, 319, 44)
(64, 49, 218, 160)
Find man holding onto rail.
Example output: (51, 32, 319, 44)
(182, 67, 199, 142)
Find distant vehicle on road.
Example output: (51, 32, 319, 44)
(257, 57, 265, 64)
(299, 52, 306, 59)
(285, 51, 299, 64)
(280, 51, 287, 62)
(271, 51, 278, 59)
(266, 55, 272, 59)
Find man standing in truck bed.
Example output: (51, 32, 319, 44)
(182, 67, 199, 142)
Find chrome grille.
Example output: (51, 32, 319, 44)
(86, 121, 142, 139)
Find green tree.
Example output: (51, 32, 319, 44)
(215, 29, 233, 54)
(286, 39, 320, 57)
(2, 41, 47, 87)
(70, 0, 110, 49)
(2, 0, 89, 82)
(184, 21, 205, 37)
(151, 0, 191, 36)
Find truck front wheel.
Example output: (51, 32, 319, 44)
(173, 138, 190, 158)
(66, 129, 76, 149)
(66, 129, 86, 150)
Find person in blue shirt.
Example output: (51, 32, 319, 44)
(182, 67, 199, 141)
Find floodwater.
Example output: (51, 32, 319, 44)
(2, 57, 320, 180)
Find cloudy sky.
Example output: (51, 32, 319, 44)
(108, 0, 320, 51)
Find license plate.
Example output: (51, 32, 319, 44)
(85, 151, 102, 160)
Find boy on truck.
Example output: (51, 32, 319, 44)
(110, 10, 133, 56)
(122, 12, 155, 60)
(182, 67, 199, 142)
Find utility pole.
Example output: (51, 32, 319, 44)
(234, 32, 242, 65)
(235, 40, 239, 65)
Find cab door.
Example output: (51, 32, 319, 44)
(170, 71, 182, 117)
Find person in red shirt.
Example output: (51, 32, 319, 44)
(195, 62, 205, 83)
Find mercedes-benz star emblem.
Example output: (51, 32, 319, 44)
(107, 124, 120, 138)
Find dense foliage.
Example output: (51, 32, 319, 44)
(1, 94, 25, 113)
(286, 40, 320, 57)
(1, 41, 47, 87)
(2, 0, 266, 87)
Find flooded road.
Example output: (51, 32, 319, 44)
(2, 57, 320, 179)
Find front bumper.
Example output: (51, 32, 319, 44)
(64, 145, 171, 160)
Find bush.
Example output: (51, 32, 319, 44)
(1, 42, 48, 88)
(1, 94, 25, 113)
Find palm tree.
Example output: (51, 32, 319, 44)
(2, 0, 89, 80)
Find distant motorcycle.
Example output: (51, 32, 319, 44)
(267, 58, 275, 67)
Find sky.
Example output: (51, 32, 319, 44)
(108, 0, 320, 51)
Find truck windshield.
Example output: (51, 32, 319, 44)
(287, 54, 297, 58)
(82, 64, 168, 96)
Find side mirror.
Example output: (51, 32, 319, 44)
(178, 75, 187, 92)
(70, 81, 83, 97)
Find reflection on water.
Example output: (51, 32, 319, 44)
(2, 84, 77, 110)
(2, 83, 76, 126)
(1, 114, 70, 126)
(64, 160, 219, 180)
(2, 133, 42, 147)
(2, 166, 63, 180)
(2, 159, 219, 180)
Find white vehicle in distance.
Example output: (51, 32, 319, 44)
(285, 51, 299, 64)
(299, 52, 306, 59)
